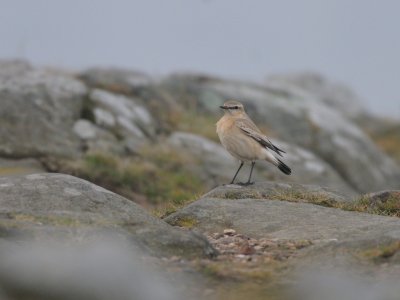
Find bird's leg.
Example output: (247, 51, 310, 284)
(245, 162, 255, 185)
(230, 161, 244, 184)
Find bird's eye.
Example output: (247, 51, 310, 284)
(234, 106, 239, 109)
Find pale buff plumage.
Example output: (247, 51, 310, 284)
(216, 100, 291, 185)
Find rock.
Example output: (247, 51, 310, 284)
(256, 140, 357, 195)
(0, 173, 216, 258)
(89, 88, 155, 138)
(223, 229, 236, 236)
(267, 72, 367, 119)
(73, 119, 97, 140)
(165, 183, 400, 298)
(202, 181, 347, 202)
(165, 183, 400, 242)
(167, 132, 236, 185)
(93, 107, 116, 127)
(72, 119, 124, 153)
(80, 67, 152, 92)
(0, 238, 183, 300)
(0, 59, 32, 79)
(0, 61, 87, 158)
(161, 75, 400, 193)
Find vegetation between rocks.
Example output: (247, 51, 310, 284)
(219, 187, 400, 218)
(366, 123, 400, 163)
(360, 241, 400, 262)
(175, 111, 220, 142)
(266, 189, 400, 218)
(192, 231, 311, 300)
(55, 148, 206, 214)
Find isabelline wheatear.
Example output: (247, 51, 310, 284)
(216, 100, 291, 185)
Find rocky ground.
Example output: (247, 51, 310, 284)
(1, 174, 400, 299)
(0, 59, 400, 299)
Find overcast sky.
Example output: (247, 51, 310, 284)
(0, 0, 399, 118)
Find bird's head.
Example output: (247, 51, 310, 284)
(219, 100, 245, 116)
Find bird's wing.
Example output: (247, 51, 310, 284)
(235, 118, 286, 157)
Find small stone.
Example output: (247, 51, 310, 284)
(223, 228, 236, 235)
(73, 119, 97, 140)
(228, 243, 236, 248)
(169, 256, 181, 262)
(260, 240, 276, 248)
(254, 245, 263, 251)
(212, 232, 223, 239)
(239, 243, 255, 255)
(94, 107, 116, 127)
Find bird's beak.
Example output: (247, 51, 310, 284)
(220, 105, 227, 109)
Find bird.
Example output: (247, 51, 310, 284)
(216, 100, 291, 185)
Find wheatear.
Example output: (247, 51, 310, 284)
(216, 100, 291, 185)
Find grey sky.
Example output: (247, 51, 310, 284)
(0, 0, 399, 118)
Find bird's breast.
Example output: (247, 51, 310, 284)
(216, 116, 233, 137)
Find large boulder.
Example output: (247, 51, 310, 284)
(89, 88, 155, 138)
(0, 238, 184, 300)
(80, 67, 152, 92)
(267, 72, 367, 119)
(160, 75, 400, 193)
(165, 183, 400, 298)
(0, 173, 216, 258)
(0, 59, 33, 79)
(165, 183, 400, 243)
(0, 60, 87, 158)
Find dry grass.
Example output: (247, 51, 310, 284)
(340, 194, 400, 217)
(58, 146, 207, 212)
(269, 189, 339, 207)
(366, 123, 400, 163)
(267, 189, 400, 218)
(361, 241, 400, 262)
(174, 111, 220, 142)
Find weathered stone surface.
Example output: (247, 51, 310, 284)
(167, 132, 236, 185)
(80, 67, 152, 92)
(0, 238, 183, 300)
(203, 181, 347, 202)
(165, 182, 400, 299)
(165, 183, 400, 243)
(89, 88, 155, 138)
(0, 59, 32, 79)
(161, 74, 400, 193)
(267, 72, 367, 119)
(73, 119, 97, 140)
(0, 173, 216, 258)
(256, 140, 357, 195)
(0, 61, 87, 158)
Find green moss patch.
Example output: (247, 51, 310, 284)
(168, 216, 198, 228)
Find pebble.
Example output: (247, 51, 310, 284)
(223, 228, 236, 235)
(205, 230, 312, 265)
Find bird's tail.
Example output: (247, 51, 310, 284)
(264, 149, 292, 175)
(276, 158, 291, 175)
